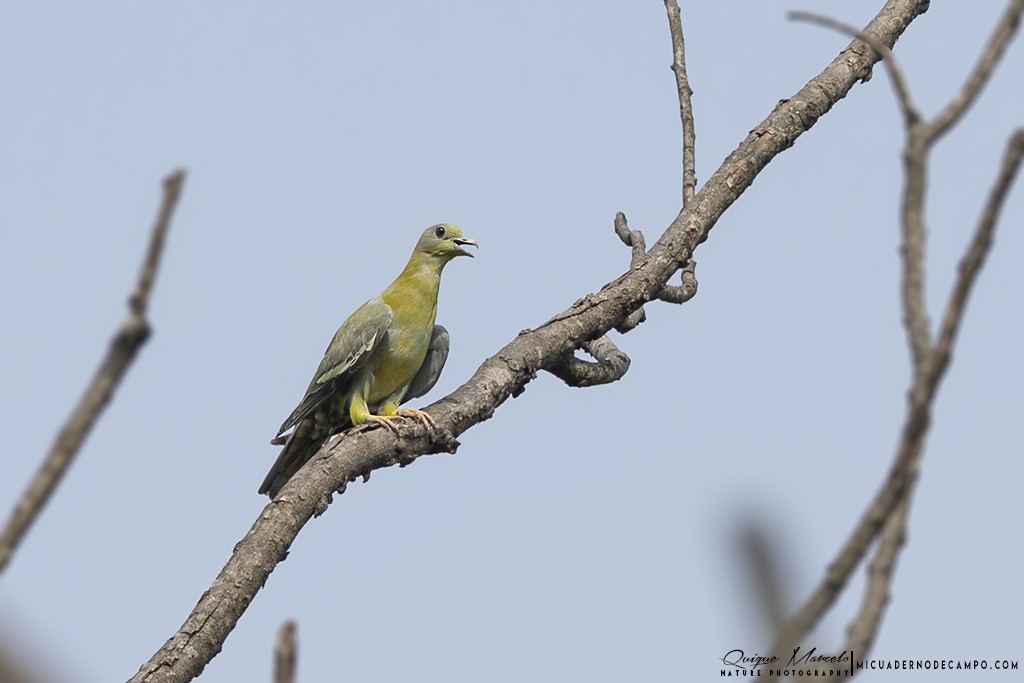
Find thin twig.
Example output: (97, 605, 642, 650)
(613, 211, 648, 333)
(274, 621, 297, 683)
(566, 0, 706, 370)
(0, 170, 186, 574)
(547, 335, 632, 388)
(842, 496, 910, 662)
(926, 0, 1024, 143)
(657, 258, 698, 304)
(664, 0, 698, 205)
(663, 2, 701, 304)
(931, 129, 1024, 380)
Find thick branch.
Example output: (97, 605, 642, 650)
(0, 170, 185, 574)
(128, 3, 930, 681)
(789, 12, 920, 126)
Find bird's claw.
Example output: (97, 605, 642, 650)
(363, 409, 435, 434)
(397, 408, 436, 430)
(363, 414, 401, 435)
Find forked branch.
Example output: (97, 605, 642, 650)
(769, 6, 1024, 676)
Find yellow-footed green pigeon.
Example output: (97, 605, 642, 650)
(259, 223, 477, 497)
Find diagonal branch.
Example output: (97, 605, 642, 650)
(128, 3, 932, 681)
(0, 170, 186, 575)
(842, 495, 910, 661)
(926, 0, 1024, 143)
(789, 11, 920, 126)
(931, 129, 1024, 381)
(790, 9, 932, 370)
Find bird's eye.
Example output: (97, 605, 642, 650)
(434, 225, 446, 238)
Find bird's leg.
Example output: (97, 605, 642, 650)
(352, 398, 435, 434)
(351, 396, 401, 434)
(378, 400, 435, 431)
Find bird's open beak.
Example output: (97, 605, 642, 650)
(452, 237, 478, 257)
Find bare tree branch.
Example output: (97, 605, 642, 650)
(547, 335, 631, 388)
(612, 211, 648, 333)
(274, 621, 297, 683)
(926, 0, 1024, 143)
(789, 8, 933, 371)
(770, 4, 1024, 674)
(828, 131, 1023, 676)
(788, 12, 920, 126)
(551, 206, 695, 387)
(663, 0, 700, 311)
(664, 0, 698, 205)
(932, 129, 1024, 379)
(657, 257, 698, 305)
(610, 210, 697, 336)
(842, 495, 909, 662)
(128, 2, 932, 681)
(0, 170, 186, 575)
(900, 127, 933, 373)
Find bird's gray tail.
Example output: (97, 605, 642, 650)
(259, 420, 323, 497)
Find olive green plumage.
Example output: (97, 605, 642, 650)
(259, 224, 476, 497)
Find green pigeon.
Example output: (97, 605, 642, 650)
(260, 223, 477, 497)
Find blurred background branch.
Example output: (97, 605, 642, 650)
(0, 170, 185, 575)
(766, 6, 1024, 678)
(273, 621, 297, 683)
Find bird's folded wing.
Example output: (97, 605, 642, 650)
(402, 325, 450, 404)
(275, 299, 393, 437)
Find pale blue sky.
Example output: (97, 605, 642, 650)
(1, 2, 1021, 681)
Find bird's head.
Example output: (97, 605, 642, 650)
(415, 223, 478, 261)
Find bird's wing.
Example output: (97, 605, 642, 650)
(275, 299, 393, 437)
(402, 325, 450, 404)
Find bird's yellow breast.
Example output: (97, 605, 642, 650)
(368, 260, 440, 404)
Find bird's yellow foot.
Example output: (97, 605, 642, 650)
(397, 408, 436, 430)
(362, 414, 402, 435)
